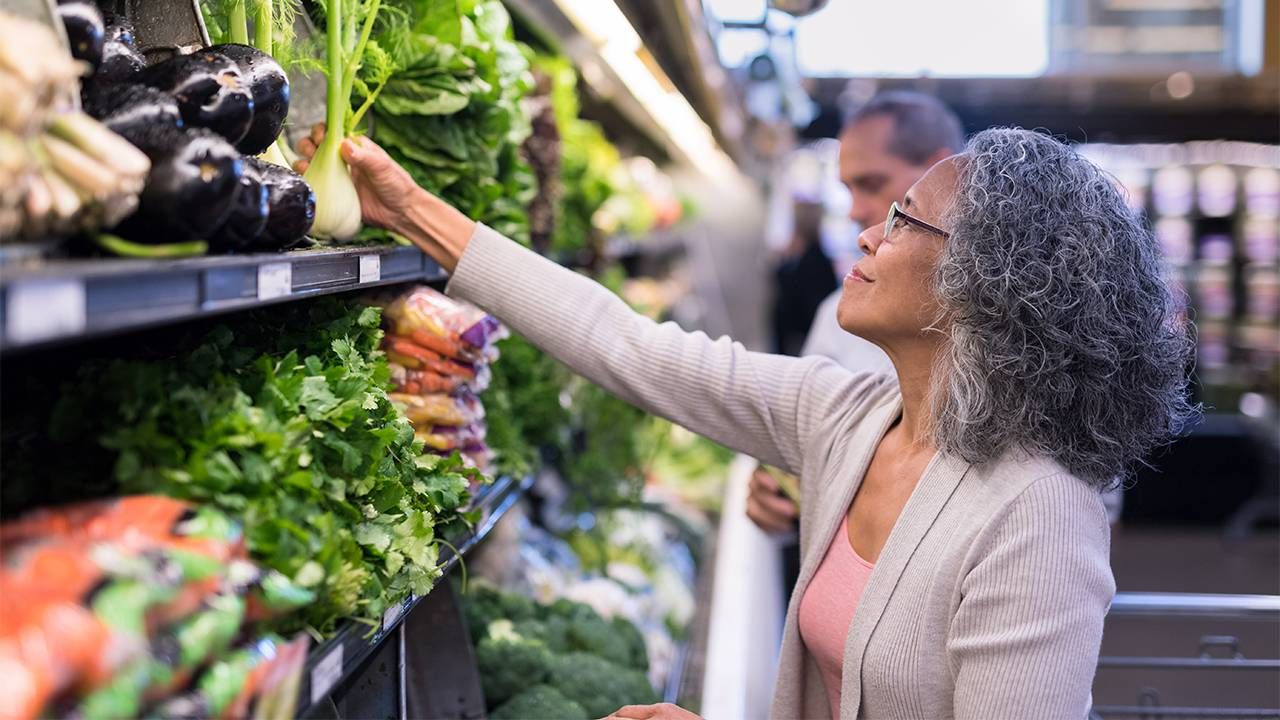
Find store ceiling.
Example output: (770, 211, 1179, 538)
(803, 74, 1280, 144)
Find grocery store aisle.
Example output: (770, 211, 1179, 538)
(675, 169, 772, 351)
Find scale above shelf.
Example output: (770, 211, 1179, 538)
(0, 244, 447, 352)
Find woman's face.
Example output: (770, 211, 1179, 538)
(836, 156, 960, 346)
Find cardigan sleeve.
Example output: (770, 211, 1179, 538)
(946, 474, 1115, 720)
(446, 224, 885, 476)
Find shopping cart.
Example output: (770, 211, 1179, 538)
(1091, 592, 1280, 720)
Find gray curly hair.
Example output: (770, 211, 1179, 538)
(929, 128, 1197, 487)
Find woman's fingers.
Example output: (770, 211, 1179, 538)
(604, 703, 703, 720)
(750, 468, 779, 494)
(746, 491, 796, 534)
(310, 123, 326, 146)
(292, 158, 309, 174)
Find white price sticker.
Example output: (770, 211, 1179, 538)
(257, 262, 292, 300)
(310, 645, 344, 705)
(7, 278, 86, 344)
(381, 598, 407, 631)
(358, 254, 381, 284)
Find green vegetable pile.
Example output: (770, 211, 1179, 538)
(462, 582, 655, 718)
(533, 56, 616, 257)
(24, 301, 480, 634)
(483, 335, 571, 478)
(370, 0, 536, 244)
(484, 332, 659, 511)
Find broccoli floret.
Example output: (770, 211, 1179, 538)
(565, 612, 636, 668)
(611, 615, 649, 670)
(475, 621, 555, 707)
(511, 617, 571, 654)
(546, 652, 658, 719)
(543, 600, 645, 670)
(461, 583, 539, 646)
(489, 685, 589, 720)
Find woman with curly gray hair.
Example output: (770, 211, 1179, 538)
(298, 125, 1196, 720)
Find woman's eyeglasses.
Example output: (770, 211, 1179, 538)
(884, 201, 950, 240)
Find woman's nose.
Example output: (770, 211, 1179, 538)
(857, 224, 882, 256)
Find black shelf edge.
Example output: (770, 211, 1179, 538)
(0, 245, 447, 353)
(295, 472, 534, 718)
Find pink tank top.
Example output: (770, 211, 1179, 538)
(797, 513, 876, 720)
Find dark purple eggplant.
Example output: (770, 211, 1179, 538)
(207, 159, 269, 251)
(111, 125, 244, 243)
(82, 83, 183, 136)
(56, 0, 104, 69)
(88, 38, 145, 87)
(139, 50, 255, 146)
(245, 157, 315, 248)
(210, 44, 289, 155)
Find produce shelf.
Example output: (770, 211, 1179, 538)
(295, 472, 535, 718)
(0, 244, 447, 352)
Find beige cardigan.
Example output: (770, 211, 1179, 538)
(448, 225, 1116, 720)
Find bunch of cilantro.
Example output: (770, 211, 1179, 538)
(369, 0, 536, 244)
(47, 300, 481, 635)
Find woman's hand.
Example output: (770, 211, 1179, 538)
(294, 125, 475, 271)
(746, 466, 798, 534)
(604, 703, 704, 720)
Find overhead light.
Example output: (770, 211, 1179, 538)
(551, 0, 740, 182)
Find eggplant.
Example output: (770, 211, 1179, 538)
(56, 0, 105, 70)
(90, 38, 145, 87)
(207, 159, 269, 251)
(139, 50, 255, 146)
(111, 126, 244, 243)
(210, 44, 289, 156)
(82, 83, 183, 136)
(246, 157, 315, 248)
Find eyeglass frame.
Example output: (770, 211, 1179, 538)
(884, 201, 950, 240)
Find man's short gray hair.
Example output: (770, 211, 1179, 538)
(845, 90, 965, 165)
(929, 128, 1198, 487)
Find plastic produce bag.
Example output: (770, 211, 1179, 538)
(381, 286, 506, 360)
(391, 392, 485, 428)
(152, 634, 309, 720)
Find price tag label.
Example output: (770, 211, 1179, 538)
(257, 262, 292, 300)
(310, 645, 344, 705)
(381, 598, 407, 631)
(358, 254, 381, 284)
(7, 278, 86, 344)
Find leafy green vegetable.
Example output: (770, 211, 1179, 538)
(484, 335, 571, 477)
(43, 301, 480, 634)
(370, 0, 536, 244)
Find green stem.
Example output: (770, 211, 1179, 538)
(347, 80, 384, 133)
(341, 0, 381, 105)
(252, 0, 272, 52)
(228, 0, 249, 45)
(324, 0, 346, 136)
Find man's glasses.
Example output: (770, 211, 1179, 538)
(884, 201, 950, 240)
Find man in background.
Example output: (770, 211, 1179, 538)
(747, 90, 965, 533)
